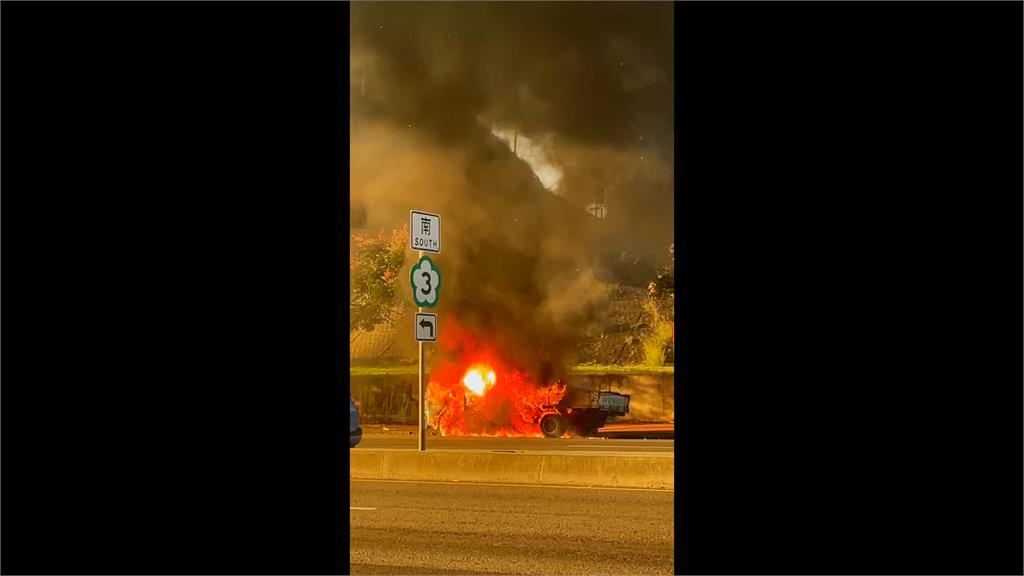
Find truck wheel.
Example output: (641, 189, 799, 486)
(539, 414, 566, 438)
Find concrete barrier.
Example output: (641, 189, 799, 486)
(537, 454, 673, 488)
(349, 450, 386, 479)
(350, 450, 674, 490)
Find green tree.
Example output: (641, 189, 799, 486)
(350, 227, 408, 333)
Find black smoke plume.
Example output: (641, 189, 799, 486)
(350, 2, 673, 378)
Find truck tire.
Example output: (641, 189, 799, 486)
(539, 414, 567, 438)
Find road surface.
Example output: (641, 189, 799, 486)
(350, 479, 674, 575)
(355, 435, 673, 453)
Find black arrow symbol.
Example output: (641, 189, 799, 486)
(419, 318, 434, 338)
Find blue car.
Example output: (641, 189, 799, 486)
(349, 394, 362, 447)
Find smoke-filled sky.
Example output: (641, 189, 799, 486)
(350, 2, 673, 374)
(351, 2, 673, 250)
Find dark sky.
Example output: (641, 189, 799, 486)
(349, 2, 674, 373)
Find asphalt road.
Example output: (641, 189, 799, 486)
(355, 435, 674, 453)
(350, 479, 674, 575)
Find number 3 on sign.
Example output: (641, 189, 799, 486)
(410, 255, 441, 308)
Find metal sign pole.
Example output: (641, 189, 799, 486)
(410, 210, 439, 452)
(417, 249, 426, 452)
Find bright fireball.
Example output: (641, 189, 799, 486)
(462, 365, 496, 396)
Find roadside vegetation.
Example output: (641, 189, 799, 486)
(350, 227, 408, 334)
(641, 243, 675, 367)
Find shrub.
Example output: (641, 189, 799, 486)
(641, 299, 673, 367)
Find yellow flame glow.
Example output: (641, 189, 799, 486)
(463, 370, 487, 396)
(463, 365, 496, 396)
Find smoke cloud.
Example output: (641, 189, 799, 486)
(350, 2, 673, 377)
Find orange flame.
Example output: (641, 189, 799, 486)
(427, 319, 566, 437)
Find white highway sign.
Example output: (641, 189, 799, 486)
(410, 210, 441, 253)
(410, 255, 441, 308)
(415, 313, 437, 342)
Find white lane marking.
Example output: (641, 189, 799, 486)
(350, 478, 673, 493)
(350, 506, 377, 510)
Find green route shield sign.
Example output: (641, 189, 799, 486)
(410, 255, 441, 308)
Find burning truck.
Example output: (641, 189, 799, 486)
(428, 363, 630, 438)
(427, 321, 630, 438)
(536, 380, 631, 438)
